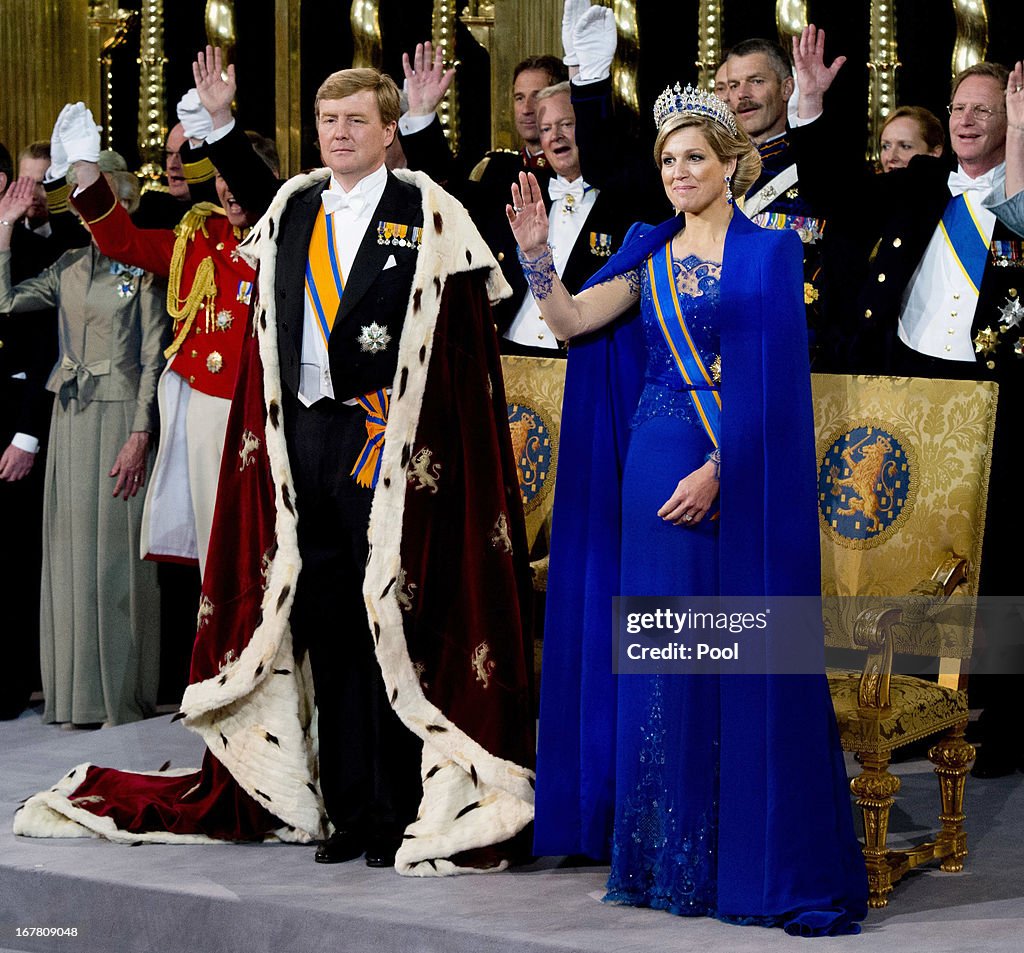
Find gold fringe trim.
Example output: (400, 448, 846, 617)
(164, 202, 226, 359)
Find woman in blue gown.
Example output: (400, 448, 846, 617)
(506, 85, 868, 935)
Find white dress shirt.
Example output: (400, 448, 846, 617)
(506, 175, 598, 349)
(298, 164, 388, 406)
(898, 163, 1005, 361)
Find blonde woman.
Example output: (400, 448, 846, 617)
(509, 85, 867, 934)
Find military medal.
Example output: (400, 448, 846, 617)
(589, 232, 613, 258)
(998, 293, 1024, 330)
(990, 240, 1023, 268)
(215, 309, 234, 331)
(206, 350, 224, 373)
(236, 280, 253, 305)
(973, 326, 998, 356)
(110, 262, 143, 299)
(377, 221, 422, 247)
(358, 322, 391, 354)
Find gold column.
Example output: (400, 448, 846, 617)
(775, 0, 807, 49)
(94, 8, 137, 150)
(866, 0, 900, 163)
(351, 0, 383, 70)
(432, 0, 460, 157)
(488, 0, 562, 150)
(950, 0, 989, 78)
(696, 0, 723, 91)
(205, 0, 237, 58)
(0, 1, 95, 157)
(611, 0, 639, 120)
(275, 0, 302, 178)
(137, 0, 167, 189)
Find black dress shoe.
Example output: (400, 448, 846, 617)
(364, 834, 400, 868)
(314, 830, 364, 864)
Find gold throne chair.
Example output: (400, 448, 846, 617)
(812, 373, 998, 908)
(501, 355, 567, 682)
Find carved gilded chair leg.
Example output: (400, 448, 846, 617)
(851, 751, 901, 908)
(928, 720, 975, 872)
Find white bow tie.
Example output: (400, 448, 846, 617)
(547, 179, 587, 205)
(322, 190, 366, 216)
(947, 170, 991, 197)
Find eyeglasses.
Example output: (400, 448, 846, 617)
(947, 103, 1005, 121)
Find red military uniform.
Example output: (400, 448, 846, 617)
(72, 178, 254, 397)
(72, 175, 256, 571)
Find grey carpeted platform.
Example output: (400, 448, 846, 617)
(2, 707, 1022, 953)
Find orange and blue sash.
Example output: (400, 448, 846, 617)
(350, 389, 390, 489)
(940, 193, 988, 296)
(646, 241, 721, 447)
(304, 205, 345, 347)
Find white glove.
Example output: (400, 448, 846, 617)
(574, 6, 617, 83)
(59, 102, 102, 165)
(177, 88, 214, 142)
(561, 0, 591, 67)
(45, 104, 73, 182)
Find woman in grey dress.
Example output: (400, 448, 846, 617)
(0, 164, 166, 726)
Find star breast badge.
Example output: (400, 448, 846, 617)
(358, 321, 391, 354)
(997, 294, 1024, 331)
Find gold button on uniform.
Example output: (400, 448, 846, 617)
(216, 242, 225, 250)
(864, 309, 873, 318)
(0, 340, 4, 349)
(945, 346, 952, 352)
(892, 237, 902, 248)
(953, 293, 960, 300)
(191, 349, 198, 358)
(951, 311, 957, 318)
(877, 273, 886, 283)
(189, 375, 196, 383)
(497, 252, 505, 262)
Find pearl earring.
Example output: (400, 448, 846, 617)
(724, 174, 734, 206)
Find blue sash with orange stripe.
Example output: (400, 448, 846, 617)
(939, 193, 988, 296)
(646, 241, 721, 448)
(304, 205, 344, 346)
(349, 389, 389, 489)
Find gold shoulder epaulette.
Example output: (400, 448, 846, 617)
(469, 156, 491, 182)
(174, 201, 227, 243)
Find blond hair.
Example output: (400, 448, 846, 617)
(314, 68, 401, 125)
(654, 114, 761, 198)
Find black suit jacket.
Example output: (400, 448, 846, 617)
(0, 225, 69, 444)
(274, 172, 424, 401)
(485, 181, 633, 337)
(796, 114, 1024, 376)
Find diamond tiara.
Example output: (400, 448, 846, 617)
(653, 82, 738, 136)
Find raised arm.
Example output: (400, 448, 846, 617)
(0, 178, 62, 313)
(194, 47, 280, 216)
(507, 171, 637, 340)
(791, 24, 846, 120)
(1006, 61, 1023, 206)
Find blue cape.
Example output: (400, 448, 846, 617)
(534, 210, 866, 928)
